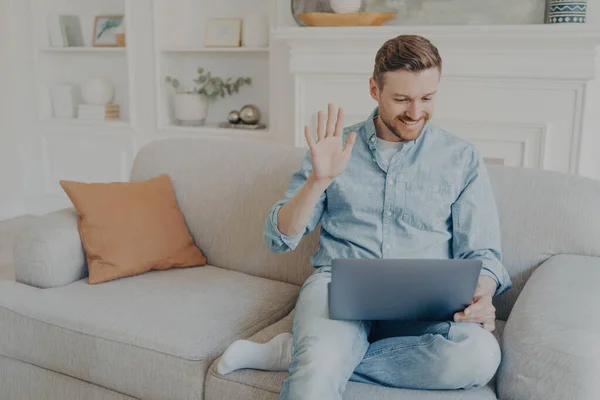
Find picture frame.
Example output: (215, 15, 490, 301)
(47, 15, 84, 47)
(205, 19, 242, 47)
(92, 14, 125, 47)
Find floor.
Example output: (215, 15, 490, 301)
(0, 215, 36, 281)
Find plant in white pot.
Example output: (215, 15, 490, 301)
(165, 67, 252, 127)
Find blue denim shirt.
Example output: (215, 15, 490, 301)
(265, 108, 512, 296)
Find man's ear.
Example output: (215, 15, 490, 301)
(369, 77, 380, 102)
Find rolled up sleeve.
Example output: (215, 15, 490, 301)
(264, 150, 326, 254)
(451, 147, 513, 297)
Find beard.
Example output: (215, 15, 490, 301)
(380, 112, 431, 142)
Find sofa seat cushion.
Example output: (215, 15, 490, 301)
(206, 313, 506, 400)
(0, 265, 299, 400)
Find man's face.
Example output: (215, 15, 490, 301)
(370, 68, 440, 142)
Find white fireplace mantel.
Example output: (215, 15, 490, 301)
(273, 24, 600, 179)
(274, 24, 600, 79)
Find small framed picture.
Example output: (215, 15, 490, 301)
(92, 15, 125, 47)
(205, 19, 242, 47)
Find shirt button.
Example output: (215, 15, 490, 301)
(386, 211, 392, 217)
(370, 137, 375, 142)
(389, 181, 394, 186)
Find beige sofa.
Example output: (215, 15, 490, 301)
(1, 137, 600, 400)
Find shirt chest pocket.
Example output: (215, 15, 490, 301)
(398, 181, 455, 231)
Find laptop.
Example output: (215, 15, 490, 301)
(328, 258, 482, 321)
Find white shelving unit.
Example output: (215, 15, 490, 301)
(22, 0, 277, 216)
(161, 47, 270, 53)
(26, 0, 136, 214)
(153, 0, 272, 138)
(163, 124, 276, 140)
(30, 0, 131, 126)
(37, 46, 127, 53)
(41, 117, 131, 127)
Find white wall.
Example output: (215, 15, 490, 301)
(589, 0, 600, 25)
(1, 0, 600, 221)
(0, 0, 31, 220)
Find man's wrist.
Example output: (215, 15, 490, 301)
(307, 173, 333, 191)
(475, 275, 497, 297)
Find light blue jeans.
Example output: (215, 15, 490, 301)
(279, 267, 502, 400)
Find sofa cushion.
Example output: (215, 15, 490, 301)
(0, 354, 136, 400)
(59, 174, 207, 284)
(0, 265, 299, 400)
(205, 313, 506, 400)
(130, 139, 318, 287)
(498, 255, 600, 400)
(131, 139, 600, 322)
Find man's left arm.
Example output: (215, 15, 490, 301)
(451, 147, 513, 329)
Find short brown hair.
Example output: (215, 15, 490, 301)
(373, 35, 442, 88)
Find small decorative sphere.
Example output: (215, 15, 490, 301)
(239, 104, 260, 125)
(227, 110, 240, 124)
(81, 77, 115, 105)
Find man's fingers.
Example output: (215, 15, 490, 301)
(465, 302, 486, 316)
(326, 103, 336, 137)
(342, 132, 356, 156)
(465, 296, 495, 317)
(304, 126, 316, 149)
(458, 315, 495, 324)
(454, 312, 471, 323)
(454, 311, 495, 324)
(317, 111, 325, 141)
(482, 321, 496, 332)
(334, 107, 344, 137)
(454, 312, 487, 323)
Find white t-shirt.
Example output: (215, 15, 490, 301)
(375, 137, 405, 168)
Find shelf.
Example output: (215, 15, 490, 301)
(38, 47, 126, 53)
(161, 46, 269, 53)
(273, 24, 600, 39)
(40, 117, 131, 128)
(273, 24, 600, 46)
(163, 124, 275, 139)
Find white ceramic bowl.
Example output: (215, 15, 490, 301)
(330, 0, 362, 14)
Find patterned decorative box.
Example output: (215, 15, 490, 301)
(547, 0, 587, 23)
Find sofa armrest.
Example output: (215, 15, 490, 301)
(497, 254, 600, 400)
(13, 208, 87, 288)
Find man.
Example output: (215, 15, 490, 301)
(217, 35, 513, 400)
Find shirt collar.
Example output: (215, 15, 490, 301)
(362, 107, 430, 151)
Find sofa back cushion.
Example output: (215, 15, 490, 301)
(130, 138, 318, 288)
(487, 165, 600, 319)
(131, 138, 600, 319)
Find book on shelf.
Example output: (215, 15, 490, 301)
(77, 104, 120, 120)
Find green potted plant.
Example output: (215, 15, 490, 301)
(165, 67, 252, 127)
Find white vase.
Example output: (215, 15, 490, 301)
(172, 93, 207, 126)
(330, 0, 362, 13)
(81, 77, 115, 105)
(242, 14, 269, 48)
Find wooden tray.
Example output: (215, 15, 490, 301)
(297, 12, 396, 27)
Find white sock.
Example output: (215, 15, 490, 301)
(216, 332, 293, 375)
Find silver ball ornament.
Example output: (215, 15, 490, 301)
(227, 110, 240, 124)
(239, 104, 260, 125)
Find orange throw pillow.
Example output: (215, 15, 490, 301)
(59, 174, 207, 284)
